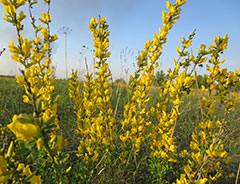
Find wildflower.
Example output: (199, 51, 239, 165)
(39, 13, 51, 23)
(41, 27, 49, 40)
(7, 114, 40, 141)
(30, 175, 41, 184)
(0, 155, 10, 183)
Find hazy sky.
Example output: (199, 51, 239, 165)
(0, 0, 239, 80)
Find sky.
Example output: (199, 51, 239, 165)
(0, 0, 239, 80)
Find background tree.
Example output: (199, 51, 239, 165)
(194, 74, 209, 88)
(114, 78, 127, 85)
(153, 70, 168, 86)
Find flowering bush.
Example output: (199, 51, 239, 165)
(1, 0, 240, 183)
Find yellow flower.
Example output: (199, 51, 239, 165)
(23, 95, 30, 103)
(53, 133, 67, 152)
(17, 164, 41, 184)
(225, 156, 232, 164)
(184, 165, 192, 176)
(195, 178, 208, 184)
(6, 141, 14, 158)
(40, 13, 51, 23)
(0, 155, 10, 183)
(7, 114, 40, 141)
(190, 141, 200, 151)
(228, 173, 235, 178)
(16, 0, 25, 6)
(30, 175, 41, 184)
(17, 10, 26, 22)
(3, 13, 11, 22)
(22, 38, 32, 56)
(66, 166, 72, 173)
(37, 138, 43, 151)
(17, 163, 25, 171)
(11, 53, 21, 62)
(219, 151, 227, 158)
(90, 17, 98, 25)
(41, 27, 49, 40)
(176, 174, 188, 184)
(22, 165, 32, 176)
(1, 0, 10, 6)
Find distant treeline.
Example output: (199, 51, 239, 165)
(114, 70, 240, 91)
(0, 75, 15, 79)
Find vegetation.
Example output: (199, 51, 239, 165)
(0, 0, 240, 183)
(114, 78, 127, 85)
(153, 70, 168, 86)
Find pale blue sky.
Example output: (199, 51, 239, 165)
(0, 0, 239, 80)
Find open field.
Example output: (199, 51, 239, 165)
(0, 77, 239, 183)
(1, 0, 240, 182)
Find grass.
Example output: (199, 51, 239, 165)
(0, 77, 239, 183)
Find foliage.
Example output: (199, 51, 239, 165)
(192, 74, 208, 88)
(114, 78, 127, 85)
(153, 70, 168, 86)
(1, 0, 240, 183)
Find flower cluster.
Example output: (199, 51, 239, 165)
(120, 0, 188, 159)
(1, 0, 68, 183)
(69, 16, 115, 168)
(173, 30, 239, 184)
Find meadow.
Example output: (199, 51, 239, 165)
(1, 0, 240, 183)
(0, 77, 239, 183)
